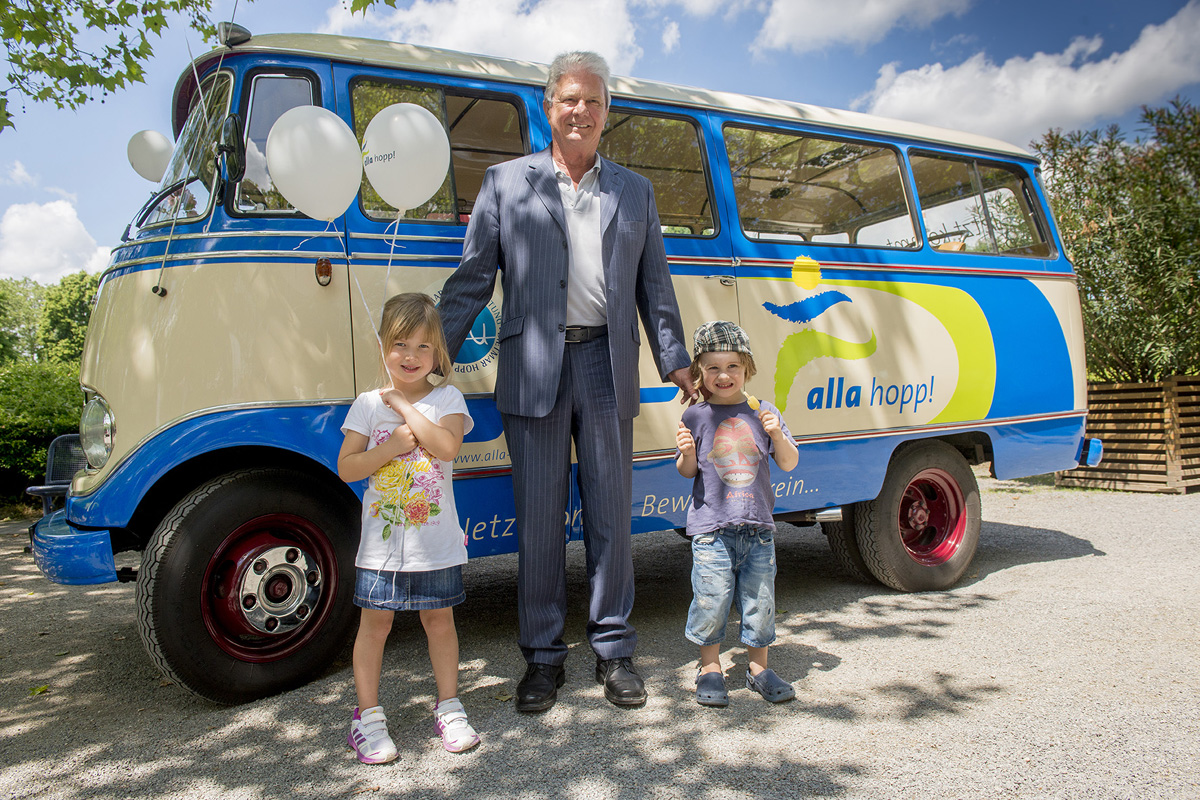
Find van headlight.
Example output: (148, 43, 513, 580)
(80, 396, 115, 469)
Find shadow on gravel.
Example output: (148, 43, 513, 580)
(0, 521, 1029, 799)
(967, 521, 1106, 584)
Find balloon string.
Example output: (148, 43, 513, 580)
(293, 220, 338, 250)
(381, 212, 405, 312)
(352, 266, 388, 382)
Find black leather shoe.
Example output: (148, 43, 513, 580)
(515, 663, 565, 713)
(595, 657, 647, 707)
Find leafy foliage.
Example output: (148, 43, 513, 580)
(0, 277, 47, 363)
(0, 360, 82, 500)
(0, 0, 233, 132)
(1033, 98, 1200, 382)
(39, 271, 100, 365)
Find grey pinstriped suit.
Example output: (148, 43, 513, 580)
(439, 147, 690, 666)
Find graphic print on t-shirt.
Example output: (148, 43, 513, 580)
(706, 417, 761, 488)
(369, 429, 444, 540)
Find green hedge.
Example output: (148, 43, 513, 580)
(0, 361, 83, 501)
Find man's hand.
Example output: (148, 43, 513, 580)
(667, 367, 701, 405)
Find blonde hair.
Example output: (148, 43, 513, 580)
(376, 293, 453, 388)
(689, 350, 757, 388)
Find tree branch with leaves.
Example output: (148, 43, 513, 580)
(0, 0, 233, 132)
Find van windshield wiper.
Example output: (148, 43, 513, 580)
(123, 178, 191, 239)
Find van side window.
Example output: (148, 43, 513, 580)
(236, 74, 317, 214)
(909, 153, 1052, 257)
(723, 124, 916, 248)
(601, 111, 716, 236)
(351, 79, 525, 222)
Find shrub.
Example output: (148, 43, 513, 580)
(0, 360, 83, 501)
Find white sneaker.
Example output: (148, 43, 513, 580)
(434, 697, 480, 753)
(348, 706, 398, 764)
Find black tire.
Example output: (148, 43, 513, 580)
(135, 468, 358, 703)
(822, 504, 876, 584)
(854, 441, 980, 592)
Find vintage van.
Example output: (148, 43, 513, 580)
(30, 23, 1100, 703)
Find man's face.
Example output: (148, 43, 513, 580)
(545, 70, 609, 157)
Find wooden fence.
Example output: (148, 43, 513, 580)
(1056, 376, 1200, 493)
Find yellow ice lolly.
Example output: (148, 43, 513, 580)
(742, 389, 760, 410)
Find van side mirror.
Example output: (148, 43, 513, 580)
(219, 113, 246, 183)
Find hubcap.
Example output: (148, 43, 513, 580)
(897, 468, 966, 566)
(237, 545, 322, 634)
(202, 513, 338, 663)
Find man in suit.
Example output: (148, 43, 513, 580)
(439, 51, 695, 712)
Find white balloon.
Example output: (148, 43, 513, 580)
(361, 103, 451, 213)
(127, 130, 174, 183)
(265, 105, 363, 222)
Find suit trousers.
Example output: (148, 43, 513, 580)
(501, 334, 637, 666)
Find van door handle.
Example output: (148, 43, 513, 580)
(705, 275, 736, 286)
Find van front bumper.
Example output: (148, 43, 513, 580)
(30, 510, 117, 585)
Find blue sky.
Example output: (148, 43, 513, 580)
(2, 0, 1198, 284)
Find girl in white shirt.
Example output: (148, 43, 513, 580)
(338, 293, 478, 761)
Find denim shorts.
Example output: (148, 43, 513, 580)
(354, 565, 465, 611)
(685, 524, 777, 648)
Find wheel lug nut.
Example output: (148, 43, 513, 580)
(253, 559, 268, 574)
(306, 570, 319, 585)
(296, 605, 309, 619)
(285, 548, 300, 563)
(265, 618, 279, 631)
(242, 594, 257, 609)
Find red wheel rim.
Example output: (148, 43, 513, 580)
(200, 513, 339, 663)
(896, 467, 966, 566)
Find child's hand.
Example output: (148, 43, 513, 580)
(676, 421, 695, 455)
(758, 408, 783, 438)
(389, 423, 418, 455)
(379, 387, 408, 411)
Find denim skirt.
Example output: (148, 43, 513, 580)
(354, 564, 465, 611)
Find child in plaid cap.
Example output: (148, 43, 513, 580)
(676, 320, 799, 706)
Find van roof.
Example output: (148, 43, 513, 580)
(177, 32, 1032, 160)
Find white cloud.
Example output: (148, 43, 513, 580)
(320, 0, 642, 73)
(752, 0, 970, 55)
(853, 0, 1200, 146)
(0, 201, 111, 283)
(662, 20, 681, 54)
(3, 161, 36, 187)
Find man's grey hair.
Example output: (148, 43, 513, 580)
(544, 51, 611, 108)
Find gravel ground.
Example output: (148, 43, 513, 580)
(1, 474, 1198, 800)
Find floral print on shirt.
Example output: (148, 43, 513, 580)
(368, 428, 444, 541)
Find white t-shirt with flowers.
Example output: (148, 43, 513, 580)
(341, 385, 474, 572)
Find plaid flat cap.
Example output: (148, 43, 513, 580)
(692, 320, 753, 358)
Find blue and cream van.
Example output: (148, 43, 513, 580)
(30, 23, 1099, 702)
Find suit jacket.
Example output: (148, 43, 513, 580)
(439, 148, 690, 420)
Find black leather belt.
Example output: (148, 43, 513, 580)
(564, 325, 607, 343)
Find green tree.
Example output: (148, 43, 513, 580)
(38, 271, 99, 365)
(0, 285, 14, 363)
(1033, 98, 1200, 382)
(0, 0, 249, 132)
(0, 359, 82, 499)
(0, 277, 46, 362)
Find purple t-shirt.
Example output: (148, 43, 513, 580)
(680, 400, 793, 536)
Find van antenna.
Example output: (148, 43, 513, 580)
(151, 10, 244, 295)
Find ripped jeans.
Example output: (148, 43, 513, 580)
(684, 524, 777, 648)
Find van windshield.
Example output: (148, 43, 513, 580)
(138, 72, 232, 229)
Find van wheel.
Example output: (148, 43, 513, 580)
(135, 469, 357, 704)
(853, 442, 980, 592)
(822, 505, 876, 584)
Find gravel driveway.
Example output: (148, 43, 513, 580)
(2, 474, 1197, 800)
